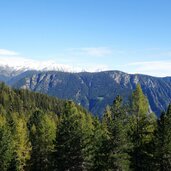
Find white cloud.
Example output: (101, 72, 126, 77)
(68, 47, 112, 57)
(0, 49, 18, 56)
(118, 61, 171, 77)
(1, 49, 171, 77)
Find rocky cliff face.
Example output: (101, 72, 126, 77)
(3, 70, 170, 117)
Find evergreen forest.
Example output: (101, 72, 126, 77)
(0, 82, 171, 171)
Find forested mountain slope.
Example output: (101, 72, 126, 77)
(0, 83, 94, 170)
(0, 83, 171, 170)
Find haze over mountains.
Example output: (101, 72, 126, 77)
(0, 63, 170, 117)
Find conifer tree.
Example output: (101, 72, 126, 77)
(129, 84, 156, 170)
(0, 114, 14, 171)
(12, 113, 31, 171)
(54, 101, 94, 171)
(109, 96, 131, 170)
(155, 104, 171, 171)
(102, 96, 131, 170)
(28, 110, 57, 171)
(92, 117, 110, 170)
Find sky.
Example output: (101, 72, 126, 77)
(0, 0, 171, 76)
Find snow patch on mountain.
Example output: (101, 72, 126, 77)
(0, 57, 108, 73)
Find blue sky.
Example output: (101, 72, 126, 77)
(0, 0, 171, 76)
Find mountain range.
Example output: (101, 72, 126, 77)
(0, 65, 171, 117)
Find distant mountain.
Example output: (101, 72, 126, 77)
(0, 57, 104, 73)
(0, 67, 169, 117)
(0, 65, 25, 82)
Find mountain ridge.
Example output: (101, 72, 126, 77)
(0, 58, 108, 74)
(0, 67, 170, 117)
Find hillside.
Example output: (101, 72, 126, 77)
(0, 83, 170, 170)
(1, 69, 170, 116)
(0, 83, 95, 170)
(0, 80, 91, 116)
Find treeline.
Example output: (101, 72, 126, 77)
(0, 83, 171, 170)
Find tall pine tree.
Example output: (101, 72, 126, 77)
(54, 101, 94, 171)
(155, 104, 171, 171)
(12, 113, 31, 171)
(102, 96, 131, 170)
(129, 84, 156, 170)
(28, 110, 57, 171)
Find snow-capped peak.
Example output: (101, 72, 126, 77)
(0, 57, 108, 74)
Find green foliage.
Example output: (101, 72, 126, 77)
(131, 84, 149, 116)
(28, 110, 57, 171)
(154, 104, 171, 170)
(0, 83, 67, 171)
(101, 96, 131, 171)
(0, 115, 14, 171)
(129, 84, 157, 170)
(12, 113, 31, 171)
(91, 117, 110, 171)
(0, 83, 169, 171)
(54, 101, 94, 170)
